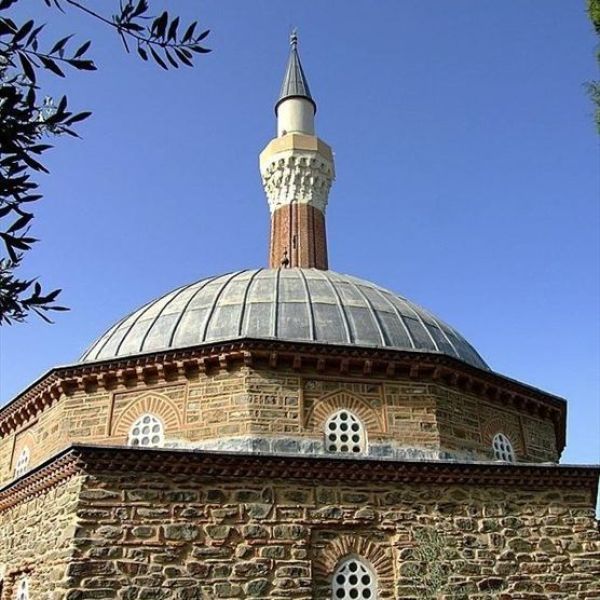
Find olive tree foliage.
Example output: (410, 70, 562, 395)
(588, 0, 600, 132)
(406, 528, 507, 600)
(0, 0, 210, 324)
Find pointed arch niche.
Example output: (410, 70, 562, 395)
(481, 416, 524, 459)
(305, 389, 384, 435)
(12, 429, 36, 479)
(311, 532, 394, 598)
(111, 392, 183, 441)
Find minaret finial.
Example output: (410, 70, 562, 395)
(290, 28, 298, 48)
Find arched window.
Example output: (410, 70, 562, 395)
(492, 432, 515, 463)
(332, 557, 377, 599)
(128, 414, 164, 448)
(325, 410, 366, 454)
(16, 577, 29, 600)
(14, 447, 30, 478)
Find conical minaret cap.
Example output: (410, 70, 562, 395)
(275, 31, 316, 114)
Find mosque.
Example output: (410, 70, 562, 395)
(0, 35, 598, 599)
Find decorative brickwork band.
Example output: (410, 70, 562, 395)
(269, 203, 328, 269)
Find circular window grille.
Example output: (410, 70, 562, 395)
(16, 578, 29, 600)
(332, 557, 377, 599)
(128, 414, 164, 448)
(325, 410, 366, 454)
(492, 432, 515, 463)
(14, 447, 30, 478)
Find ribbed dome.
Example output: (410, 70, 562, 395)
(81, 269, 488, 370)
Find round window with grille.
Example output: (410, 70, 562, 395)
(325, 410, 366, 454)
(332, 557, 377, 599)
(128, 414, 164, 448)
(492, 432, 515, 463)
(14, 447, 30, 478)
(16, 578, 29, 600)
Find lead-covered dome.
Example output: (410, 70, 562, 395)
(81, 269, 488, 369)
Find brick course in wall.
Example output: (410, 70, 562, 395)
(0, 356, 562, 485)
(0, 446, 598, 599)
(0, 474, 82, 599)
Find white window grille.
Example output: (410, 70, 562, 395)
(492, 432, 515, 463)
(14, 447, 30, 478)
(128, 414, 164, 448)
(325, 410, 366, 454)
(332, 557, 377, 599)
(16, 577, 29, 600)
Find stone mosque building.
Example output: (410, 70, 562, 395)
(1, 35, 599, 600)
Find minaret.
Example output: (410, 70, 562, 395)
(260, 32, 335, 270)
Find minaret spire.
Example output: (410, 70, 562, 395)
(275, 30, 316, 119)
(260, 33, 335, 270)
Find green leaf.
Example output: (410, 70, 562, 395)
(7, 213, 34, 233)
(0, 18, 16, 36)
(165, 49, 179, 69)
(68, 59, 97, 71)
(182, 21, 197, 43)
(120, 22, 144, 33)
(153, 11, 168, 39)
(149, 46, 168, 70)
(73, 40, 91, 58)
(13, 20, 34, 43)
(49, 34, 72, 55)
(0, 205, 13, 218)
(0, 0, 19, 9)
(57, 95, 67, 114)
(137, 45, 148, 61)
(18, 52, 36, 83)
(191, 45, 211, 54)
(175, 48, 192, 67)
(39, 56, 65, 77)
(26, 24, 45, 47)
(65, 111, 92, 125)
(167, 17, 179, 42)
(22, 153, 49, 172)
(131, 0, 148, 18)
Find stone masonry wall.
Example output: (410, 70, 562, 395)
(63, 469, 600, 599)
(0, 366, 560, 485)
(0, 476, 83, 600)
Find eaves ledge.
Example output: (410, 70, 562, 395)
(1, 443, 598, 512)
(0, 339, 567, 451)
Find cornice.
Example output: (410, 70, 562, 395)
(0, 449, 84, 511)
(0, 339, 567, 451)
(1, 444, 597, 512)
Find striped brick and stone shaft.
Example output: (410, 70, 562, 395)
(260, 32, 335, 270)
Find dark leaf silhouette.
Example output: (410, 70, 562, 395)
(0, 0, 212, 324)
(39, 55, 65, 76)
(73, 40, 91, 58)
(18, 52, 35, 82)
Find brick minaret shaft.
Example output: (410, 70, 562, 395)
(260, 32, 335, 270)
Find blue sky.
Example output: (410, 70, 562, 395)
(1, 2, 598, 465)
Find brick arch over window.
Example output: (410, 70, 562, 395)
(305, 390, 383, 433)
(481, 417, 524, 455)
(112, 392, 182, 438)
(12, 430, 36, 475)
(312, 533, 395, 596)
